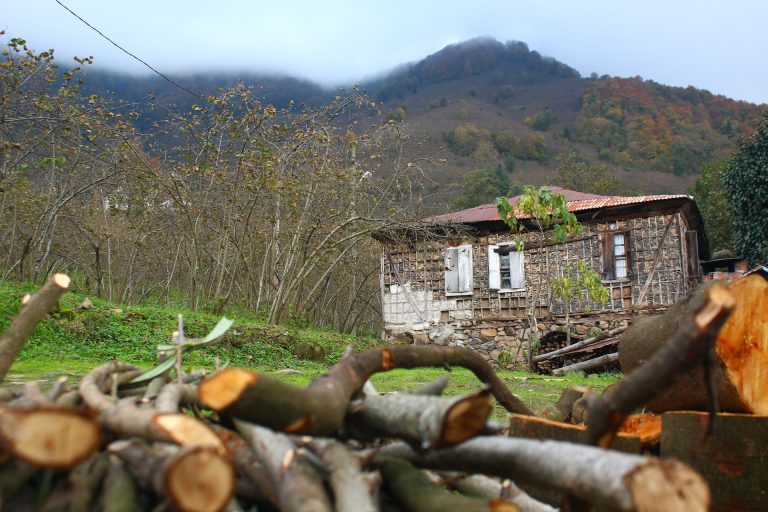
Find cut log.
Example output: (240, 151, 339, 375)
(661, 411, 768, 512)
(408, 375, 450, 396)
(199, 345, 532, 436)
(0, 405, 101, 469)
(346, 388, 492, 449)
(379, 437, 710, 512)
(619, 274, 768, 414)
(551, 352, 618, 375)
(0, 273, 70, 382)
(376, 456, 520, 512)
(554, 386, 590, 423)
(110, 440, 234, 512)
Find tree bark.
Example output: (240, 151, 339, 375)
(376, 456, 519, 512)
(378, 437, 710, 512)
(235, 419, 332, 512)
(619, 274, 768, 414)
(101, 455, 139, 512)
(199, 345, 532, 436)
(439, 472, 557, 512)
(0, 273, 70, 382)
(345, 388, 492, 449)
(309, 439, 380, 512)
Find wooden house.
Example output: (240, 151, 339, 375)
(378, 186, 709, 365)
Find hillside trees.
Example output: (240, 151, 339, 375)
(0, 35, 428, 332)
(553, 152, 621, 195)
(722, 112, 768, 265)
(692, 160, 732, 253)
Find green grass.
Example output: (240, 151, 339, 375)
(0, 278, 620, 415)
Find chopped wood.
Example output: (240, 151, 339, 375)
(379, 437, 710, 512)
(199, 345, 533, 436)
(0, 273, 70, 382)
(110, 440, 234, 512)
(155, 382, 199, 413)
(554, 386, 590, 423)
(0, 405, 101, 469)
(620, 274, 768, 414)
(309, 439, 380, 512)
(235, 419, 332, 512)
(376, 456, 520, 512)
(586, 283, 735, 448)
(532, 326, 627, 363)
(551, 352, 619, 376)
(101, 455, 139, 512)
(346, 388, 492, 449)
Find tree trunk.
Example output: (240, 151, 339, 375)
(551, 352, 618, 376)
(619, 275, 768, 414)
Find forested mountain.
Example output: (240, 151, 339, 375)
(79, 37, 765, 197)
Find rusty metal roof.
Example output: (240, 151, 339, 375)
(424, 186, 692, 224)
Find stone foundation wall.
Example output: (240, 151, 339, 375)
(388, 312, 637, 368)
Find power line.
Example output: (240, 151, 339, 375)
(54, 0, 206, 102)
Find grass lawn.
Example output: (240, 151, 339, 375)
(1, 278, 621, 418)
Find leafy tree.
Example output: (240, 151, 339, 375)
(495, 186, 585, 366)
(551, 260, 609, 344)
(452, 166, 519, 209)
(554, 152, 621, 195)
(524, 107, 557, 132)
(722, 113, 768, 265)
(692, 159, 732, 252)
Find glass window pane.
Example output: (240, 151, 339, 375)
(614, 245, 625, 256)
(616, 257, 627, 278)
(614, 234, 624, 246)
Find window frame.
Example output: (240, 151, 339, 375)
(445, 244, 474, 296)
(488, 242, 525, 293)
(601, 226, 632, 282)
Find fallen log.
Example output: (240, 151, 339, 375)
(379, 437, 710, 512)
(585, 283, 734, 448)
(375, 456, 519, 512)
(551, 352, 618, 376)
(345, 388, 492, 449)
(199, 345, 533, 436)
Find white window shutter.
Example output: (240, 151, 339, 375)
(488, 245, 501, 290)
(444, 247, 459, 293)
(457, 245, 473, 293)
(509, 251, 525, 290)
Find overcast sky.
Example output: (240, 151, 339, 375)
(4, 0, 767, 104)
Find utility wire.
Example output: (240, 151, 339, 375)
(54, 0, 207, 102)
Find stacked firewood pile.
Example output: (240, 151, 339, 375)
(533, 327, 626, 375)
(0, 273, 746, 511)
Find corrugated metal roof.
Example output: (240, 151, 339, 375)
(423, 186, 691, 224)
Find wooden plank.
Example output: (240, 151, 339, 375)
(508, 414, 641, 453)
(661, 411, 768, 512)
